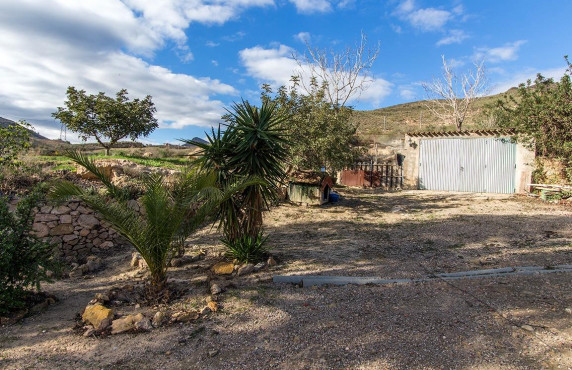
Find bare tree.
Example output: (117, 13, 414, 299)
(422, 56, 487, 131)
(294, 32, 380, 109)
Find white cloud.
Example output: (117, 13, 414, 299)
(474, 40, 527, 63)
(295, 32, 312, 43)
(394, 0, 457, 32)
(0, 0, 280, 140)
(491, 66, 567, 94)
(398, 86, 417, 100)
(239, 44, 392, 107)
(436, 29, 469, 46)
(289, 0, 332, 14)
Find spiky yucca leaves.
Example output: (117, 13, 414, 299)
(183, 100, 289, 258)
(49, 150, 235, 296)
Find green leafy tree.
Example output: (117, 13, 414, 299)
(261, 78, 364, 172)
(0, 120, 32, 166)
(49, 150, 249, 296)
(184, 100, 289, 262)
(491, 56, 572, 180)
(0, 187, 59, 314)
(53, 87, 158, 155)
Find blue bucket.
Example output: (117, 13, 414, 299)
(329, 192, 340, 202)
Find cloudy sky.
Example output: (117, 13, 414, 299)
(1, 0, 570, 144)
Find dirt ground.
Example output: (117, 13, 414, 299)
(1, 189, 572, 369)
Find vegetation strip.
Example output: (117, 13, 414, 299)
(273, 265, 572, 287)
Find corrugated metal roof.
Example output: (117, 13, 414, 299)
(408, 129, 514, 138)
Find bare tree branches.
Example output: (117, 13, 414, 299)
(422, 55, 488, 131)
(294, 32, 380, 109)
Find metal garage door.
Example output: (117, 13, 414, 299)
(419, 137, 516, 193)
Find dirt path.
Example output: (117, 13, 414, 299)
(1, 189, 571, 369)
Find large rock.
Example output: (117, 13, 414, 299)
(82, 304, 114, 331)
(34, 214, 59, 222)
(50, 224, 74, 236)
(77, 165, 113, 180)
(77, 214, 99, 229)
(238, 263, 255, 276)
(51, 205, 71, 215)
(212, 262, 234, 275)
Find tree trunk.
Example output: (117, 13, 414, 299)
(105, 147, 110, 156)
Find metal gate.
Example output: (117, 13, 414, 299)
(419, 137, 516, 193)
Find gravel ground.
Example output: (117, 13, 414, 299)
(1, 189, 571, 369)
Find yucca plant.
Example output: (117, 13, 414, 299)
(183, 100, 289, 262)
(221, 231, 269, 264)
(49, 150, 250, 297)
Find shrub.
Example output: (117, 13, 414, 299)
(221, 231, 269, 263)
(0, 187, 59, 314)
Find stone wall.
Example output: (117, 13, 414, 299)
(32, 201, 128, 261)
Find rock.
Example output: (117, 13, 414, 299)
(83, 326, 96, 337)
(191, 275, 209, 285)
(59, 214, 72, 224)
(267, 256, 277, 267)
(207, 301, 218, 312)
(172, 311, 199, 323)
(77, 165, 113, 180)
(111, 316, 135, 334)
(210, 283, 223, 295)
(32, 223, 50, 238)
(152, 311, 165, 327)
(253, 262, 266, 272)
(170, 258, 183, 267)
(205, 296, 216, 303)
(142, 152, 153, 158)
(40, 205, 53, 213)
(79, 228, 90, 237)
(565, 308, 572, 315)
(50, 224, 74, 236)
(211, 262, 234, 275)
(99, 241, 114, 249)
(131, 252, 147, 269)
(521, 325, 534, 332)
(82, 304, 114, 331)
(94, 293, 110, 302)
(237, 263, 255, 276)
(34, 214, 59, 222)
(77, 214, 99, 229)
(208, 349, 219, 358)
(51, 205, 71, 215)
(127, 199, 140, 212)
(62, 234, 78, 242)
(86, 257, 102, 272)
(134, 315, 152, 331)
(69, 269, 84, 278)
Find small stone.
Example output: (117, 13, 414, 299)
(190, 275, 209, 285)
(32, 223, 50, 238)
(79, 228, 90, 237)
(237, 263, 255, 276)
(62, 234, 78, 242)
(521, 325, 534, 332)
(83, 327, 96, 337)
(267, 256, 277, 267)
(207, 301, 218, 312)
(565, 308, 572, 315)
(205, 296, 215, 303)
(134, 315, 152, 331)
(82, 304, 114, 331)
(34, 214, 59, 222)
(152, 311, 165, 327)
(100, 241, 113, 249)
(94, 293, 109, 302)
(253, 262, 266, 271)
(51, 205, 71, 215)
(77, 214, 99, 229)
(172, 311, 199, 323)
(60, 214, 72, 224)
(69, 269, 83, 278)
(211, 262, 234, 275)
(210, 283, 223, 295)
(208, 349, 219, 357)
(50, 224, 74, 236)
(111, 316, 135, 334)
(170, 258, 183, 267)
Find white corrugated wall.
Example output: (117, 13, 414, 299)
(419, 137, 516, 194)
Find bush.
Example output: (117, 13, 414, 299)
(221, 231, 270, 263)
(0, 187, 59, 314)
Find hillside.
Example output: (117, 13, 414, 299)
(352, 88, 517, 141)
(0, 116, 49, 140)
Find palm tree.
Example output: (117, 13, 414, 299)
(49, 150, 250, 296)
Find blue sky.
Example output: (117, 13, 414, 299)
(0, 0, 570, 144)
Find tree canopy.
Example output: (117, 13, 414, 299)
(261, 78, 364, 172)
(53, 87, 158, 155)
(0, 120, 31, 166)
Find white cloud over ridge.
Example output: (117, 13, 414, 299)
(0, 0, 276, 141)
(239, 44, 391, 107)
(474, 40, 527, 63)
